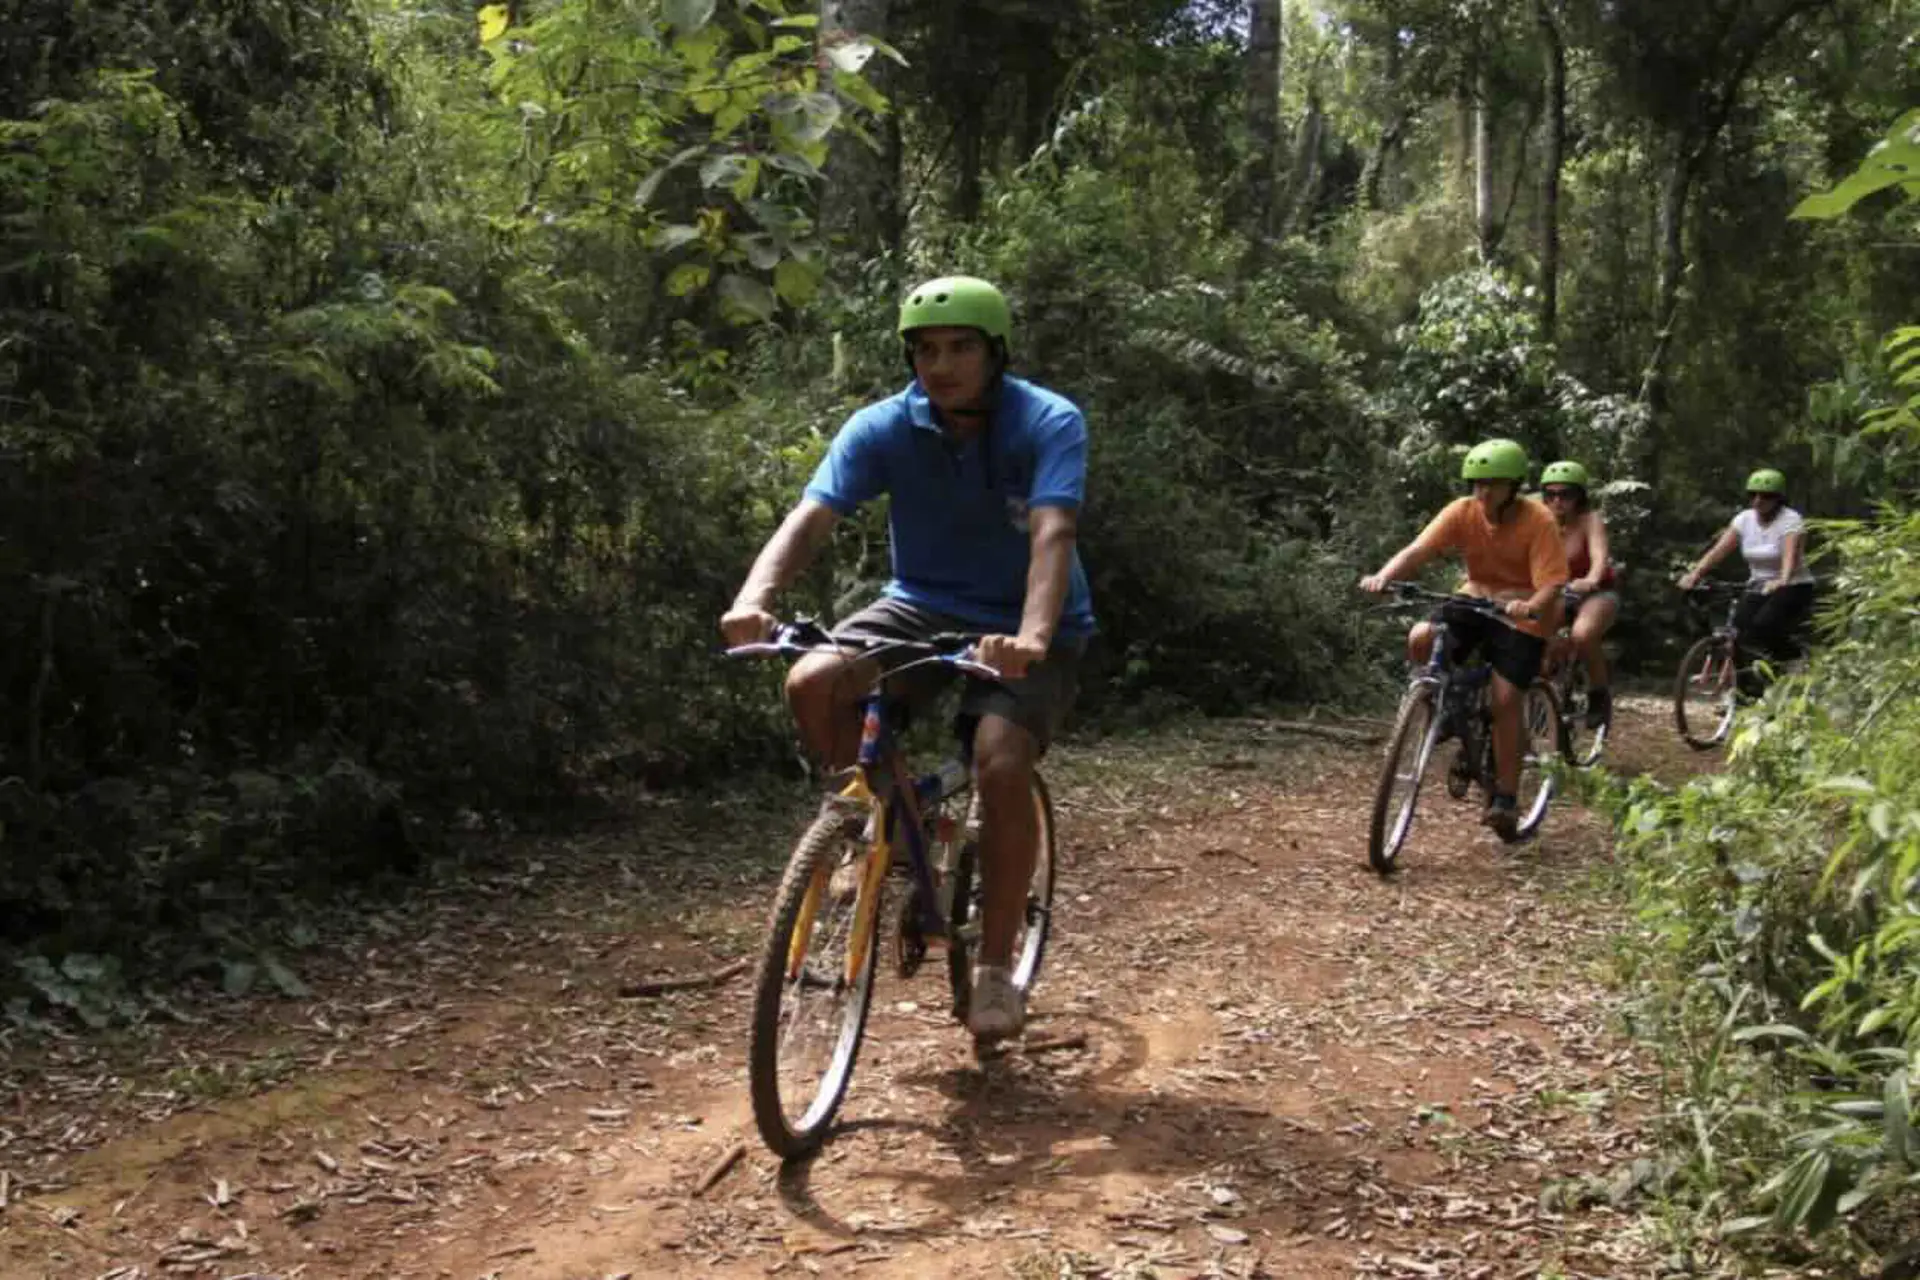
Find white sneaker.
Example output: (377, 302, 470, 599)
(968, 964, 1025, 1042)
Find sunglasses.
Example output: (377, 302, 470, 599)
(1749, 491, 1778, 501)
(1541, 488, 1580, 501)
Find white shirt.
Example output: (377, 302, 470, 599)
(1731, 506, 1815, 585)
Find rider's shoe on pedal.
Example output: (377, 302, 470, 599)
(968, 964, 1025, 1042)
(1480, 793, 1520, 843)
(1585, 685, 1612, 732)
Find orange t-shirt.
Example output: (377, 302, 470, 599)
(1413, 496, 1570, 637)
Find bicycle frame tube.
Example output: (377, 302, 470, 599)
(1426, 621, 1454, 676)
(840, 693, 948, 985)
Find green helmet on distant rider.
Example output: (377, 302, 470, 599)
(1541, 460, 1590, 490)
(898, 275, 1012, 374)
(1461, 438, 1529, 484)
(1746, 467, 1787, 496)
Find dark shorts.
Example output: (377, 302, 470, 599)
(1430, 602, 1546, 690)
(1567, 588, 1620, 617)
(833, 597, 1085, 751)
(1732, 582, 1816, 662)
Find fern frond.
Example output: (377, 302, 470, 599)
(1131, 327, 1290, 389)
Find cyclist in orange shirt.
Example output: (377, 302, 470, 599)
(1359, 439, 1571, 840)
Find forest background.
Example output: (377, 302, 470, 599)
(8, 0, 1920, 1261)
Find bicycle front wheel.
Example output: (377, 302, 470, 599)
(1674, 636, 1736, 750)
(747, 811, 881, 1160)
(1512, 681, 1563, 840)
(1368, 685, 1438, 874)
(947, 772, 1057, 1025)
(1556, 662, 1607, 767)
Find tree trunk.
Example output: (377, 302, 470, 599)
(1243, 0, 1284, 243)
(1359, 32, 1405, 212)
(1473, 65, 1495, 260)
(1359, 109, 1407, 211)
(955, 96, 985, 221)
(1281, 88, 1325, 236)
(819, 0, 899, 256)
(1017, 13, 1066, 159)
(1638, 144, 1693, 415)
(1633, 0, 1838, 411)
(1535, 0, 1565, 341)
(1452, 74, 1474, 204)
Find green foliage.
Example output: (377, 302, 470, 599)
(472, 0, 883, 319)
(921, 136, 1387, 711)
(1793, 110, 1920, 221)
(1601, 506, 1920, 1247)
(0, 0, 868, 994)
(1386, 268, 1650, 524)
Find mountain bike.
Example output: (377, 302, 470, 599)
(1672, 582, 1748, 750)
(1672, 580, 1814, 750)
(1546, 587, 1608, 767)
(728, 620, 1056, 1159)
(1367, 585, 1564, 874)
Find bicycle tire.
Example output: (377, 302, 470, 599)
(947, 772, 1057, 1024)
(747, 812, 881, 1160)
(1674, 635, 1736, 750)
(1367, 685, 1438, 874)
(1512, 681, 1562, 841)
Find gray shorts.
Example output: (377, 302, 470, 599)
(833, 597, 1085, 751)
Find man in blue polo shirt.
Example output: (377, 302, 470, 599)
(720, 275, 1094, 1042)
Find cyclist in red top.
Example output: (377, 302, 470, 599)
(1540, 461, 1616, 731)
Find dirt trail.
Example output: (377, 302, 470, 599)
(1, 698, 1708, 1280)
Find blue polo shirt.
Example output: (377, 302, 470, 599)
(804, 376, 1097, 638)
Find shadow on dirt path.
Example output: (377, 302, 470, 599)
(1, 697, 1709, 1279)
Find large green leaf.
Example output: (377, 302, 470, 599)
(1793, 110, 1920, 220)
(774, 256, 821, 306)
(717, 273, 777, 322)
(666, 262, 712, 296)
(665, 0, 718, 35)
(1886, 1070, 1915, 1169)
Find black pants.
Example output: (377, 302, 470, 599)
(1733, 582, 1815, 692)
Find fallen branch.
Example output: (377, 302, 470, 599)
(693, 1142, 747, 1197)
(619, 959, 749, 999)
(1023, 1032, 1088, 1054)
(1255, 719, 1383, 745)
(1199, 847, 1259, 868)
(1115, 864, 1181, 874)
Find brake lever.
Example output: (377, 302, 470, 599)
(951, 654, 1001, 680)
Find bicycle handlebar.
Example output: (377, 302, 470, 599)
(725, 619, 1002, 681)
(1374, 582, 1539, 622)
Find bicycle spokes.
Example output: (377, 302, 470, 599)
(1676, 636, 1739, 750)
(843, 836, 893, 987)
(786, 860, 829, 982)
(749, 815, 880, 1158)
(1368, 686, 1439, 873)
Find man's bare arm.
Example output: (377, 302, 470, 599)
(720, 500, 841, 644)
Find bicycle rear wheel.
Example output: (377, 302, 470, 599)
(1674, 636, 1737, 750)
(1512, 681, 1562, 841)
(947, 772, 1056, 1024)
(1368, 685, 1438, 874)
(747, 811, 881, 1159)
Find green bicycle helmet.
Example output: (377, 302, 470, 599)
(1541, 460, 1590, 489)
(1461, 438, 1529, 483)
(1746, 467, 1787, 495)
(898, 276, 1012, 344)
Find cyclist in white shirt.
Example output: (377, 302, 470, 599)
(1677, 467, 1816, 688)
